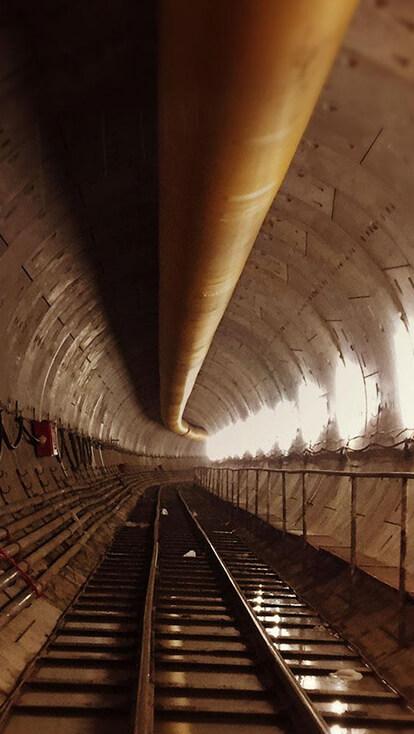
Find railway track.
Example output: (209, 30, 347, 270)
(1, 484, 414, 733)
(152, 488, 289, 733)
(183, 488, 414, 734)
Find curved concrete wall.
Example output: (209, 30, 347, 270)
(0, 2, 200, 459)
(191, 0, 414, 453)
(0, 1, 413, 463)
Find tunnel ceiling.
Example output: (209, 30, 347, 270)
(0, 0, 413, 457)
(188, 0, 414, 450)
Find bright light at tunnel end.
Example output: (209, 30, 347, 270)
(394, 320, 414, 429)
(205, 381, 329, 462)
(205, 350, 385, 463)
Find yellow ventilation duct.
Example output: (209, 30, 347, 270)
(158, 0, 358, 439)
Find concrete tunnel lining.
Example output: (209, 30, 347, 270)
(0, 0, 413, 725)
(0, 1, 412, 460)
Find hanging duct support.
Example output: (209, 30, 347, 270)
(158, 0, 358, 439)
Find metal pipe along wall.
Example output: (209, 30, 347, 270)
(158, 0, 358, 439)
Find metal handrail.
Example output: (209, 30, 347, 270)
(196, 464, 414, 480)
(195, 465, 412, 643)
(179, 491, 330, 734)
(133, 487, 161, 734)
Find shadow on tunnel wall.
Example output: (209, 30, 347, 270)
(12, 0, 161, 424)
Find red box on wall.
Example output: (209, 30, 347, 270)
(32, 420, 59, 458)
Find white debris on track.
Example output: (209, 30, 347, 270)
(329, 668, 363, 681)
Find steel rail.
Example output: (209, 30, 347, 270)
(132, 486, 161, 734)
(179, 490, 330, 734)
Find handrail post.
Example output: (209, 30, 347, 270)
(350, 476, 357, 584)
(302, 473, 307, 543)
(266, 471, 271, 524)
(255, 470, 259, 517)
(237, 470, 240, 508)
(399, 477, 408, 644)
(282, 471, 287, 533)
(226, 468, 230, 501)
(245, 469, 249, 512)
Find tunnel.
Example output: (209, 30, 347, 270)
(0, 0, 414, 731)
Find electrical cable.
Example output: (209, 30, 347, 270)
(58, 428, 78, 472)
(0, 412, 24, 451)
